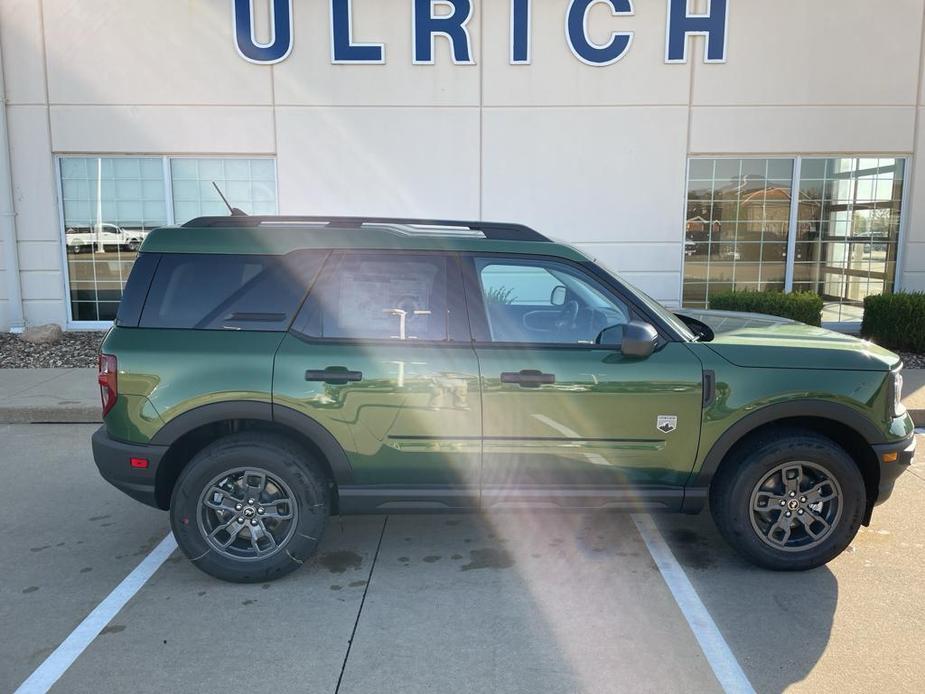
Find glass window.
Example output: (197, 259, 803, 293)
(797, 157, 904, 323)
(61, 157, 167, 321)
(171, 158, 277, 223)
(60, 156, 279, 323)
(682, 158, 793, 310)
(139, 252, 324, 331)
(682, 156, 906, 324)
(303, 254, 450, 341)
(475, 258, 629, 344)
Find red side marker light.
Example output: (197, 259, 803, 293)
(130, 457, 149, 469)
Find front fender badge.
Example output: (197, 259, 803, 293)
(657, 415, 678, 434)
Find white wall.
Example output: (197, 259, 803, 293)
(1, 0, 924, 328)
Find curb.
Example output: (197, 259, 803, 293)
(0, 406, 101, 425)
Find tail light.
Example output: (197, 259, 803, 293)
(99, 354, 118, 417)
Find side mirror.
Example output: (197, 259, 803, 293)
(596, 321, 658, 358)
(550, 285, 567, 306)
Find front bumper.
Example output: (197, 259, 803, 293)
(871, 434, 917, 505)
(92, 426, 168, 509)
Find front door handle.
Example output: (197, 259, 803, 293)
(305, 367, 363, 385)
(500, 370, 556, 388)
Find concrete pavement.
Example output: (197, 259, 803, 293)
(0, 367, 923, 426)
(3, 423, 924, 693)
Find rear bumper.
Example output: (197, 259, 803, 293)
(92, 426, 168, 509)
(871, 434, 917, 506)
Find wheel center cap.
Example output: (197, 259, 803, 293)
(788, 499, 800, 511)
(243, 507, 256, 518)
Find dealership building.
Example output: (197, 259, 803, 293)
(1, 0, 924, 331)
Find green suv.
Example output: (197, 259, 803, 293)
(92, 216, 916, 582)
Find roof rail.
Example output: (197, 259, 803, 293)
(180, 215, 551, 242)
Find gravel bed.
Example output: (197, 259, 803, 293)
(899, 351, 925, 370)
(0, 331, 106, 369)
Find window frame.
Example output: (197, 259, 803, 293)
(288, 249, 472, 347)
(55, 154, 279, 329)
(680, 154, 911, 331)
(460, 252, 676, 349)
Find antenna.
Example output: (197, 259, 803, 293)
(212, 182, 248, 216)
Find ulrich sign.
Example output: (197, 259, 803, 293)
(232, 0, 729, 66)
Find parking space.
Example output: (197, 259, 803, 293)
(3, 424, 924, 693)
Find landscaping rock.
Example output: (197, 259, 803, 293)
(20, 324, 64, 345)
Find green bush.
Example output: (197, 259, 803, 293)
(861, 292, 925, 353)
(708, 290, 824, 326)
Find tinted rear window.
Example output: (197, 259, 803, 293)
(139, 251, 327, 331)
(115, 252, 161, 328)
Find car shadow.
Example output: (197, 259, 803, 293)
(654, 509, 837, 693)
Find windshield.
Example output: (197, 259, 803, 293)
(591, 258, 696, 342)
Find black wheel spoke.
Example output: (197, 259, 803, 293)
(244, 470, 268, 500)
(203, 486, 243, 513)
(259, 499, 293, 520)
(753, 491, 787, 513)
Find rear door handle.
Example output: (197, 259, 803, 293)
(500, 370, 556, 388)
(305, 367, 363, 385)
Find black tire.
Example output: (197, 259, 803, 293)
(710, 428, 865, 571)
(170, 432, 329, 583)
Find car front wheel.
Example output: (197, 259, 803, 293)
(170, 433, 329, 583)
(710, 429, 865, 571)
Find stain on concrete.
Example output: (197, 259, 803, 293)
(262, 583, 271, 590)
(80, 567, 93, 573)
(197, 591, 207, 597)
(330, 584, 343, 591)
(22, 586, 39, 594)
(451, 554, 463, 560)
(422, 555, 441, 563)
(242, 599, 256, 606)
(30, 545, 50, 553)
(100, 624, 126, 636)
(89, 514, 111, 522)
(319, 550, 363, 574)
(666, 528, 716, 570)
(349, 580, 367, 588)
(398, 556, 410, 563)
(461, 548, 515, 572)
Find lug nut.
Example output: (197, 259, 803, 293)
(785, 511, 792, 517)
(250, 520, 258, 527)
(779, 500, 786, 506)
(235, 504, 243, 511)
(248, 498, 255, 505)
(800, 496, 806, 503)
(257, 507, 265, 514)
(790, 492, 796, 497)
(236, 517, 245, 524)
(798, 510, 804, 515)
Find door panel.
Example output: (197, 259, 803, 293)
(274, 339, 481, 488)
(477, 344, 703, 491)
(272, 251, 481, 507)
(466, 253, 703, 507)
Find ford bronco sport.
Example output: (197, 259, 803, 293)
(92, 216, 916, 582)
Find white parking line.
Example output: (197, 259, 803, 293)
(632, 514, 755, 694)
(14, 533, 177, 694)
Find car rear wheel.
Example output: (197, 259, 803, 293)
(170, 432, 329, 583)
(710, 429, 865, 571)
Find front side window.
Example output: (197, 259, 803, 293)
(300, 254, 451, 341)
(475, 258, 629, 344)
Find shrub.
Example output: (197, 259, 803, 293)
(708, 290, 824, 326)
(861, 292, 925, 353)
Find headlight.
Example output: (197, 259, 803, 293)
(892, 370, 906, 418)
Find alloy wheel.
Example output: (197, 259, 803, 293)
(749, 461, 843, 553)
(196, 467, 298, 561)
